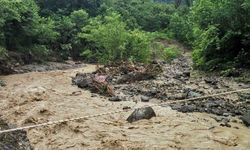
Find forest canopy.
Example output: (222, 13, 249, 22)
(0, 0, 249, 70)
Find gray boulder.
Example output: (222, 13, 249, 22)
(127, 107, 156, 123)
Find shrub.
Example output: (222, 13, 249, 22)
(163, 45, 181, 60)
(80, 49, 96, 62)
(126, 30, 151, 63)
(192, 26, 219, 69)
(150, 41, 165, 61)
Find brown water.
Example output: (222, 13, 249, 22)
(0, 65, 250, 150)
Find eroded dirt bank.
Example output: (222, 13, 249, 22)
(0, 56, 250, 149)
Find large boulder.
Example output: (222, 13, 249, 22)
(127, 107, 156, 123)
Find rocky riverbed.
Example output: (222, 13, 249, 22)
(73, 53, 250, 127)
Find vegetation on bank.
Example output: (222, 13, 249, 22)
(0, 0, 249, 71)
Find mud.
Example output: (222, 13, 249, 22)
(13, 61, 86, 74)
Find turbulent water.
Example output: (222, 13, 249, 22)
(0, 55, 250, 149)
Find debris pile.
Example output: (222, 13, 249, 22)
(72, 58, 250, 127)
(72, 62, 163, 96)
(72, 73, 114, 96)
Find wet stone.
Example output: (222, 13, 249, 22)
(176, 105, 196, 113)
(0, 80, 6, 87)
(204, 78, 218, 85)
(183, 70, 191, 77)
(211, 116, 224, 122)
(127, 107, 156, 123)
(141, 96, 150, 102)
(220, 123, 232, 128)
(241, 112, 250, 127)
(109, 96, 122, 102)
(183, 88, 202, 98)
(223, 113, 232, 117)
(0, 119, 33, 150)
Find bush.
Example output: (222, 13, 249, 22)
(163, 45, 181, 60)
(126, 30, 151, 63)
(150, 41, 165, 61)
(80, 49, 96, 62)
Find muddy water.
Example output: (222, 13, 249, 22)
(0, 65, 250, 150)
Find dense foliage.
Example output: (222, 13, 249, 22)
(0, 0, 57, 60)
(0, 0, 249, 70)
(191, 0, 250, 70)
(166, 0, 250, 70)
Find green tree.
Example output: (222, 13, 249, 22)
(51, 9, 89, 59)
(112, 0, 175, 31)
(79, 12, 152, 63)
(80, 12, 127, 63)
(36, 0, 104, 16)
(0, 0, 57, 60)
(191, 0, 250, 70)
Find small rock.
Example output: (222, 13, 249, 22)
(223, 113, 232, 117)
(128, 126, 139, 129)
(179, 105, 196, 113)
(231, 119, 238, 123)
(188, 91, 202, 98)
(149, 88, 158, 96)
(123, 106, 131, 110)
(220, 123, 231, 128)
(204, 78, 218, 85)
(222, 118, 230, 124)
(141, 96, 150, 102)
(170, 104, 182, 110)
(234, 110, 243, 115)
(183, 70, 191, 77)
(127, 107, 156, 123)
(211, 116, 223, 122)
(71, 91, 82, 96)
(109, 96, 122, 102)
(91, 94, 98, 97)
(0, 80, 6, 87)
(176, 93, 186, 100)
(174, 73, 182, 79)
